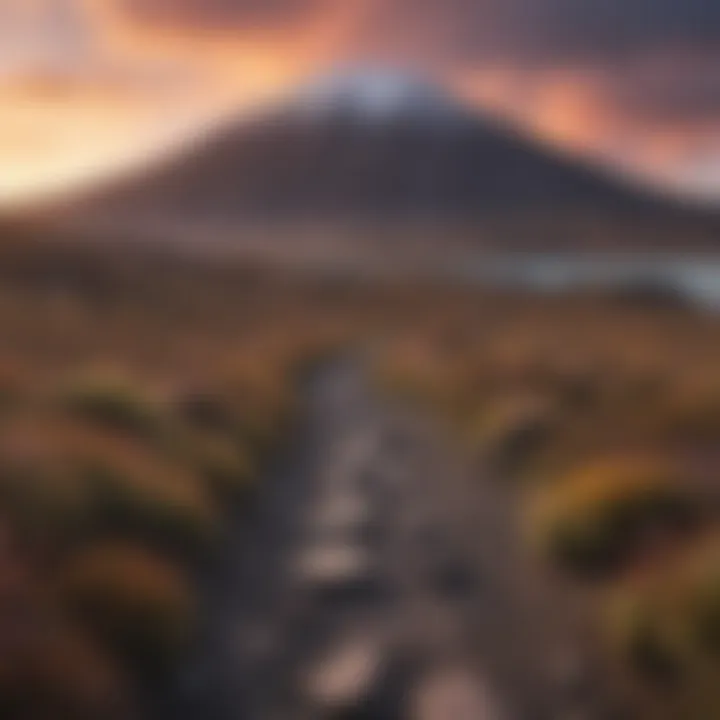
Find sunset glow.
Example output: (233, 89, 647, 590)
(1, 0, 718, 206)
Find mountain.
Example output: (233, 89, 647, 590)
(63, 69, 719, 252)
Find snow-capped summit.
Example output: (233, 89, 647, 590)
(289, 66, 469, 124)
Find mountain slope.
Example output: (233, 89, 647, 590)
(66, 71, 719, 251)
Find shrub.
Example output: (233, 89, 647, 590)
(186, 434, 255, 502)
(605, 534, 720, 714)
(0, 623, 130, 720)
(59, 543, 196, 677)
(0, 528, 130, 720)
(0, 466, 89, 547)
(466, 394, 559, 473)
(527, 457, 698, 576)
(59, 372, 165, 441)
(78, 449, 219, 558)
(175, 382, 289, 452)
(0, 417, 97, 546)
(0, 414, 220, 556)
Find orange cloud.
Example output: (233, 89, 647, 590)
(0, 0, 717, 204)
(0, 0, 363, 204)
(452, 63, 720, 197)
(455, 69, 620, 156)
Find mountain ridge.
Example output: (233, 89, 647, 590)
(54, 70, 720, 252)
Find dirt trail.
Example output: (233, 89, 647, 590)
(156, 359, 622, 720)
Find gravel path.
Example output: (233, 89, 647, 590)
(156, 359, 623, 720)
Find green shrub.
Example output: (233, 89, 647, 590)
(59, 373, 165, 440)
(0, 416, 218, 556)
(79, 451, 219, 558)
(187, 434, 255, 502)
(605, 534, 720, 713)
(527, 457, 698, 576)
(59, 543, 196, 677)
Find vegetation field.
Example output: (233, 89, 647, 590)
(0, 231, 348, 719)
(377, 288, 720, 719)
(0, 227, 718, 719)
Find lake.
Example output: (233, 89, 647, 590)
(450, 255, 720, 310)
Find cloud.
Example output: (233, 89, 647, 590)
(1, 0, 718, 201)
(101, 0, 720, 62)
(524, 0, 720, 61)
(94, 0, 720, 125)
(114, 0, 327, 31)
(604, 54, 720, 126)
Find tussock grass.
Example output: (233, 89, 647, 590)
(0, 622, 130, 720)
(527, 456, 699, 576)
(0, 236, 347, 717)
(59, 543, 196, 676)
(58, 371, 166, 441)
(0, 415, 219, 557)
(605, 534, 720, 717)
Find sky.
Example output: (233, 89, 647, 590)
(0, 0, 718, 206)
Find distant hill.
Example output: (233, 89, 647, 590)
(60, 69, 719, 252)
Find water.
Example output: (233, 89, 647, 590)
(453, 255, 720, 310)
